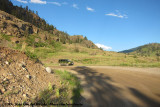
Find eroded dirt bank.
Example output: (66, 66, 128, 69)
(0, 47, 57, 105)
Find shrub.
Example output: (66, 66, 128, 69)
(133, 55, 137, 58)
(1, 34, 11, 41)
(34, 42, 47, 47)
(74, 47, 79, 53)
(34, 70, 83, 105)
(25, 35, 35, 46)
(54, 70, 82, 103)
(50, 40, 62, 48)
(25, 50, 39, 62)
(38, 89, 53, 105)
(13, 43, 22, 50)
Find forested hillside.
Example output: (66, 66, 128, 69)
(0, 0, 97, 49)
(120, 43, 160, 57)
(0, 0, 55, 32)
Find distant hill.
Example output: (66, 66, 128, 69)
(120, 43, 160, 57)
(119, 47, 138, 53)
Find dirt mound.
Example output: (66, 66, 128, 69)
(0, 47, 56, 105)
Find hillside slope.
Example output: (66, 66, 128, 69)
(0, 10, 97, 49)
(0, 0, 97, 49)
(0, 47, 56, 105)
(120, 43, 160, 57)
(119, 47, 138, 53)
(0, 0, 55, 32)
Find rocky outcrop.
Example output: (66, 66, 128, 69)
(0, 10, 98, 49)
(70, 35, 97, 49)
(0, 10, 39, 37)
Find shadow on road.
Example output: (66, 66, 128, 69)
(72, 66, 160, 107)
(129, 88, 160, 107)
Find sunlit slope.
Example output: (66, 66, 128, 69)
(120, 43, 160, 57)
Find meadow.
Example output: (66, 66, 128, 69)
(1, 33, 159, 67)
(36, 44, 160, 68)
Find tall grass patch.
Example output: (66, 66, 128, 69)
(55, 70, 83, 104)
(34, 70, 82, 105)
(0, 34, 11, 41)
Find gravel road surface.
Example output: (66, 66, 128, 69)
(52, 66, 160, 107)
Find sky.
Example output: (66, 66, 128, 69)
(11, 0, 160, 51)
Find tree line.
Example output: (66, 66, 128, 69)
(0, 0, 55, 32)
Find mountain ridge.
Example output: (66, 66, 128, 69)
(119, 43, 160, 57)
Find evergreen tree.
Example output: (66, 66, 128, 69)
(84, 36, 88, 40)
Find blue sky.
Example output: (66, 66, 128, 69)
(11, 0, 160, 51)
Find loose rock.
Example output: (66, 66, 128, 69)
(5, 61, 9, 65)
(21, 62, 26, 68)
(23, 94, 28, 98)
(22, 67, 27, 71)
(1, 87, 6, 93)
(18, 62, 26, 68)
(0, 90, 2, 95)
(26, 75, 31, 79)
(45, 67, 52, 73)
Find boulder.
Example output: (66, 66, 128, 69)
(45, 67, 52, 73)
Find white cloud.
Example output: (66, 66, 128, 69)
(48, 2, 61, 6)
(106, 13, 117, 17)
(62, 2, 68, 5)
(72, 4, 79, 9)
(17, 0, 28, 3)
(95, 43, 112, 50)
(105, 10, 128, 19)
(30, 0, 68, 6)
(30, 0, 46, 4)
(105, 13, 128, 18)
(86, 6, 94, 12)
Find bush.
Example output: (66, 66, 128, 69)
(74, 47, 79, 53)
(34, 42, 47, 47)
(37, 88, 54, 105)
(25, 35, 35, 46)
(54, 70, 82, 103)
(0, 34, 11, 41)
(14, 43, 22, 50)
(50, 40, 62, 51)
(133, 55, 137, 58)
(34, 70, 82, 105)
(25, 50, 39, 62)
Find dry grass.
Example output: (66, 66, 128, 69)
(40, 44, 160, 67)
(6, 39, 160, 67)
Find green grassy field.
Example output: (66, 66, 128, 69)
(35, 44, 160, 68)
(1, 33, 160, 67)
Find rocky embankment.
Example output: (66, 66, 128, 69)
(0, 10, 39, 37)
(0, 47, 56, 105)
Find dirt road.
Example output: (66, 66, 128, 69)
(52, 66, 160, 107)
